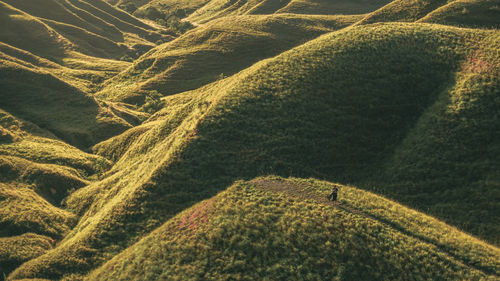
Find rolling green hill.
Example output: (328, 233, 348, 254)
(0, 0, 168, 62)
(97, 13, 363, 103)
(7, 22, 500, 280)
(185, 0, 391, 24)
(87, 177, 500, 280)
(418, 0, 500, 28)
(1, 0, 500, 279)
(359, 0, 500, 28)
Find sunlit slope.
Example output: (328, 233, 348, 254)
(360, 0, 500, 28)
(368, 31, 500, 244)
(0, 233, 54, 280)
(1, 0, 162, 42)
(0, 56, 137, 148)
(88, 177, 500, 280)
(0, 0, 168, 63)
(186, 0, 391, 24)
(135, 0, 210, 16)
(97, 13, 362, 103)
(9, 23, 500, 280)
(277, 0, 392, 15)
(418, 0, 500, 28)
(0, 109, 115, 278)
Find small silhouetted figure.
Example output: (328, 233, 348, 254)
(328, 186, 339, 202)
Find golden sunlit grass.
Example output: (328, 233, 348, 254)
(87, 177, 500, 280)
(97, 13, 363, 103)
(10, 21, 500, 280)
(1, 0, 499, 279)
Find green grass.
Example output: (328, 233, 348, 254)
(97, 13, 363, 103)
(418, 0, 500, 28)
(359, 0, 449, 24)
(359, 0, 500, 27)
(0, 182, 77, 240)
(0, 55, 149, 148)
(276, 0, 392, 15)
(1, 0, 499, 279)
(185, 0, 390, 24)
(9, 22, 500, 280)
(0, 233, 54, 280)
(86, 177, 500, 280)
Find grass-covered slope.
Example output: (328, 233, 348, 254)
(0, 109, 115, 278)
(9, 23, 500, 280)
(276, 0, 392, 15)
(88, 177, 500, 280)
(418, 0, 500, 28)
(186, 0, 390, 24)
(0, 233, 54, 280)
(360, 0, 500, 28)
(1, 0, 164, 46)
(0, 58, 134, 148)
(97, 13, 362, 103)
(359, 0, 449, 24)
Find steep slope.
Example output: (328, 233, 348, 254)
(359, 0, 449, 24)
(97, 13, 362, 103)
(0, 58, 135, 148)
(0, 109, 114, 278)
(9, 23, 500, 280)
(276, 0, 392, 15)
(418, 0, 500, 28)
(359, 0, 500, 27)
(88, 177, 500, 280)
(1, 0, 164, 45)
(186, 0, 390, 24)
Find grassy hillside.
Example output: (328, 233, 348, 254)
(97, 13, 362, 103)
(0, 57, 136, 148)
(359, 0, 500, 27)
(359, 0, 450, 24)
(418, 0, 500, 28)
(0, 108, 115, 278)
(0, 0, 168, 62)
(0, 233, 54, 280)
(88, 177, 500, 280)
(8, 22, 500, 280)
(277, 0, 392, 15)
(186, 0, 390, 24)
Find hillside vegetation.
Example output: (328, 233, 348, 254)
(1, 0, 500, 279)
(88, 177, 500, 280)
(360, 0, 500, 28)
(97, 13, 363, 103)
(185, 0, 391, 24)
(7, 22, 500, 280)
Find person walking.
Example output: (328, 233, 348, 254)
(328, 186, 339, 202)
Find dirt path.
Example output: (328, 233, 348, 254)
(250, 178, 499, 277)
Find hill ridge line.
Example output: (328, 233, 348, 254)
(250, 178, 499, 277)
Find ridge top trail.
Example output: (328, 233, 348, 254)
(251, 178, 499, 276)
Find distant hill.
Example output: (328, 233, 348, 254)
(186, 0, 391, 24)
(8, 22, 499, 280)
(360, 0, 500, 28)
(97, 13, 363, 103)
(419, 0, 500, 28)
(86, 177, 500, 280)
(0, 0, 168, 61)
